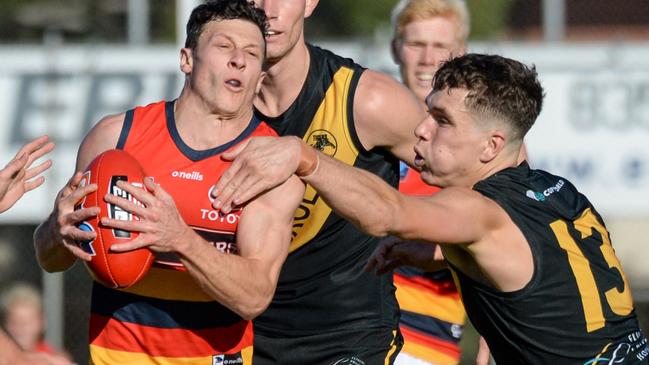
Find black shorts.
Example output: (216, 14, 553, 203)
(252, 326, 403, 365)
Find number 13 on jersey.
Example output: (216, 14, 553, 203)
(550, 208, 634, 333)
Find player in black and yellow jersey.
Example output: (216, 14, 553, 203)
(209, 1, 426, 364)
(280, 53, 649, 364)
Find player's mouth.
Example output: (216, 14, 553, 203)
(413, 147, 426, 170)
(225, 78, 243, 91)
(265, 30, 281, 39)
(415, 72, 435, 81)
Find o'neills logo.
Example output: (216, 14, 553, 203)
(171, 170, 204, 181)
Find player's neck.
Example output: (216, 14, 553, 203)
(255, 40, 310, 117)
(174, 93, 253, 150)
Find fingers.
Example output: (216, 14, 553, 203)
(211, 161, 245, 210)
(64, 242, 94, 262)
(59, 172, 85, 199)
(24, 158, 53, 181)
(23, 176, 45, 193)
(220, 138, 251, 161)
(103, 193, 149, 220)
(0, 154, 28, 178)
(376, 259, 403, 275)
(110, 237, 148, 252)
(25, 141, 55, 168)
(115, 180, 155, 207)
(65, 183, 97, 208)
(14, 135, 51, 159)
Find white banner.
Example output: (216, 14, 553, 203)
(1, 43, 648, 222)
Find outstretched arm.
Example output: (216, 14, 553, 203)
(296, 144, 495, 245)
(107, 176, 305, 319)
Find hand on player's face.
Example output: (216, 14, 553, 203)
(0, 135, 54, 213)
(53, 172, 99, 262)
(210, 136, 302, 213)
(104, 178, 194, 254)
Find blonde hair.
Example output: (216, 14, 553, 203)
(1, 283, 43, 315)
(391, 0, 470, 43)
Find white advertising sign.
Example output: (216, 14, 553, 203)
(0, 44, 648, 222)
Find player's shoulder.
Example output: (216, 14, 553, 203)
(76, 112, 126, 171)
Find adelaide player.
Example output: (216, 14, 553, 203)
(33, 1, 304, 364)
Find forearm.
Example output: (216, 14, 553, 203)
(178, 234, 274, 320)
(33, 216, 76, 272)
(300, 148, 402, 237)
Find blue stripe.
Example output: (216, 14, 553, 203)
(165, 100, 262, 162)
(116, 109, 134, 150)
(91, 282, 243, 329)
(400, 310, 462, 344)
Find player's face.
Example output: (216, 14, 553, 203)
(4, 303, 43, 351)
(185, 19, 265, 116)
(414, 88, 487, 188)
(394, 16, 465, 105)
(254, 0, 317, 63)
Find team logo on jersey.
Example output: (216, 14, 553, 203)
(526, 179, 565, 202)
(306, 129, 337, 157)
(76, 221, 96, 256)
(212, 353, 243, 365)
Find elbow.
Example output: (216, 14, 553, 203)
(233, 286, 274, 321)
(357, 197, 401, 237)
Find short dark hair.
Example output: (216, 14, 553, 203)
(185, 0, 268, 52)
(432, 53, 544, 140)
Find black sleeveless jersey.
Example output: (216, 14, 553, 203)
(253, 44, 400, 335)
(454, 162, 648, 364)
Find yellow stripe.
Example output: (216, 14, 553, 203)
(384, 329, 399, 365)
(395, 283, 465, 325)
(401, 340, 459, 365)
(89, 345, 252, 365)
(550, 219, 605, 332)
(121, 267, 212, 302)
(290, 67, 359, 252)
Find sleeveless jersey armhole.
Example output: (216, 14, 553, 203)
(116, 108, 135, 150)
(345, 68, 372, 156)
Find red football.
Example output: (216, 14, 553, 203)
(75, 149, 153, 289)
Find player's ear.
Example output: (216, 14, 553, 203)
(390, 38, 401, 64)
(479, 130, 506, 163)
(304, 0, 319, 18)
(180, 47, 193, 75)
(256, 71, 267, 94)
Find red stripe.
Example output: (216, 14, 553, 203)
(401, 325, 461, 359)
(89, 314, 252, 357)
(394, 273, 460, 297)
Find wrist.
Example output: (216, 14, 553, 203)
(295, 140, 319, 177)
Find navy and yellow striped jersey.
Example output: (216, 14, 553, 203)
(253, 44, 401, 336)
(456, 162, 649, 364)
